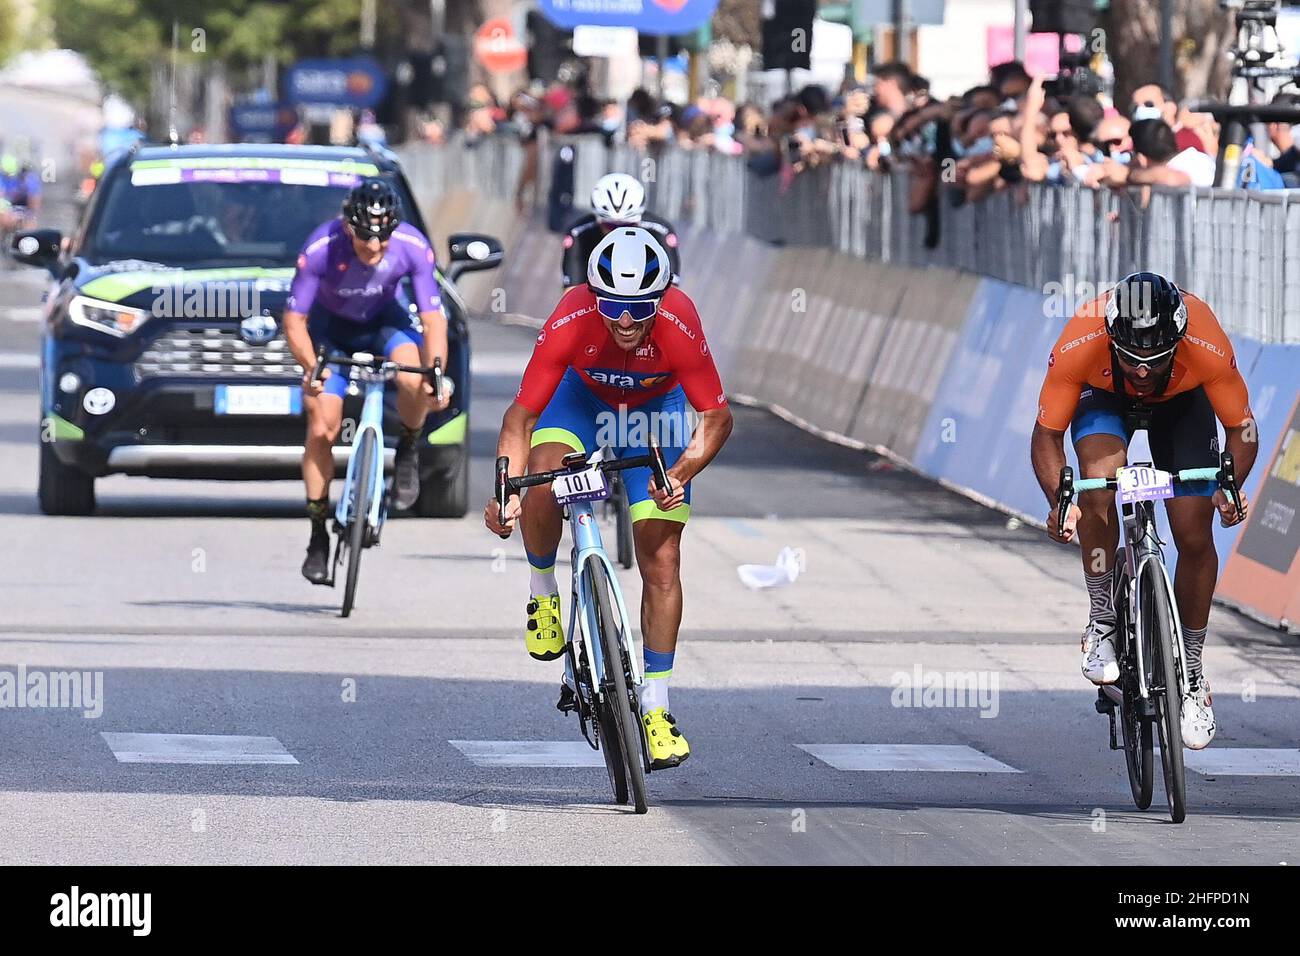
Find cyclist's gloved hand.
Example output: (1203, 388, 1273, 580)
(1047, 502, 1081, 543)
(302, 366, 330, 396)
(485, 495, 521, 537)
(648, 471, 686, 512)
(1212, 488, 1249, 528)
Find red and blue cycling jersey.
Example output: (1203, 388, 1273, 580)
(516, 285, 728, 414)
(287, 219, 442, 323)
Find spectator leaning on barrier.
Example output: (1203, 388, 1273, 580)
(1123, 118, 1193, 189)
(872, 62, 914, 118)
(1080, 113, 1132, 189)
(1266, 91, 1300, 186)
(1129, 83, 1216, 156)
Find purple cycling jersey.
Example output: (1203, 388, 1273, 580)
(287, 219, 443, 323)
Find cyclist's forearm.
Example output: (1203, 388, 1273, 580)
(419, 309, 448, 368)
(283, 311, 315, 372)
(675, 407, 733, 482)
(1031, 423, 1068, 505)
(497, 403, 538, 479)
(1224, 422, 1259, 486)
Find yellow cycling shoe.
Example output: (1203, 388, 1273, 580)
(642, 708, 690, 769)
(525, 594, 565, 661)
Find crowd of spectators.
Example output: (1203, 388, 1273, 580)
(437, 58, 1300, 205)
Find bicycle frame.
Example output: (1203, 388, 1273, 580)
(334, 374, 387, 532)
(567, 500, 643, 702)
(1120, 498, 1189, 702)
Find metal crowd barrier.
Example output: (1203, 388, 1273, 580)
(401, 133, 1300, 344)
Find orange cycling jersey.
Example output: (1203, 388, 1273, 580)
(1037, 290, 1252, 432)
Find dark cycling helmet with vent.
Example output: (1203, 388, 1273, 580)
(1104, 271, 1188, 353)
(586, 227, 671, 299)
(343, 177, 402, 241)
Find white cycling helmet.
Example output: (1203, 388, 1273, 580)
(590, 172, 646, 224)
(587, 227, 671, 299)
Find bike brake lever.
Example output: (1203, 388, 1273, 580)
(648, 434, 669, 492)
(1219, 451, 1244, 525)
(431, 358, 445, 404)
(1056, 466, 1074, 539)
(494, 455, 512, 539)
(309, 344, 328, 386)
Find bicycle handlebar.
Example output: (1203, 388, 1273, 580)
(1055, 452, 1244, 531)
(309, 344, 444, 398)
(493, 438, 671, 540)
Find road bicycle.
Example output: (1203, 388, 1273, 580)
(1056, 450, 1242, 824)
(495, 440, 669, 813)
(309, 345, 442, 617)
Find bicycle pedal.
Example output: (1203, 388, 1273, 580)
(556, 683, 578, 714)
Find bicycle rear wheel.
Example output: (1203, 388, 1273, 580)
(1142, 560, 1186, 823)
(341, 430, 377, 618)
(1120, 685, 1154, 810)
(589, 560, 647, 813)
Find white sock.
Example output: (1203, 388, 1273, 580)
(639, 675, 670, 715)
(530, 566, 558, 598)
(1084, 568, 1115, 623)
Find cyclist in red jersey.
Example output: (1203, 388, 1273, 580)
(485, 227, 733, 769)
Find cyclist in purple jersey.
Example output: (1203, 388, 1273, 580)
(283, 177, 450, 584)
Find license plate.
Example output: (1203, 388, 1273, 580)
(1117, 465, 1174, 504)
(214, 385, 300, 416)
(552, 466, 610, 505)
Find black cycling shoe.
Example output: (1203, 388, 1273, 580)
(393, 435, 420, 510)
(301, 525, 332, 585)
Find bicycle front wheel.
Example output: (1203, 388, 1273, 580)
(589, 560, 647, 813)
(341, 429, 377, 618)
(1142, 559, 1186, 823)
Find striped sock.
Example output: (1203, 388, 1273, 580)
(526, 547, 558, 598)
(1183, 625, 1208, 684)
(640, 647, 675, 715)
(1084, 568, 1115, 624)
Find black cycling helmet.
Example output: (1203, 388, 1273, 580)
(343, 177, 401, 241)
(1104, 271, 1188, 353)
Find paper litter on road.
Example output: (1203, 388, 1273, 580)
(737, 546, 804, 590)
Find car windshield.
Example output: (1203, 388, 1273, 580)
(80, 160, 415, 269)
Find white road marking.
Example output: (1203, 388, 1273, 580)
(0, 352, 38, 368)
(101, 733, 299, 765)
(450, 740, 606, 768)
(470, 352, 525, 376)
(798, 744, 1022, 773)
(1184, 748, 1300, 776)
(0, 307, 43, 322)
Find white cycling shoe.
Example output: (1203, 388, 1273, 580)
(1181, 678, 1216, 750)
(1081, 619, 1120, 685)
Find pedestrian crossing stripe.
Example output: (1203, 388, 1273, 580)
(1184, 748, 1300, 776)
(797, 744, 1022, 773)
(449, 740, 606, 768)
(101, 733, 299, 765)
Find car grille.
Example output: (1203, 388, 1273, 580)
(135, 326, 302, 378)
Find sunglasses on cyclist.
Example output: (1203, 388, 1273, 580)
(1113, 342, 1177, 371)
(595, 297, 660, 323)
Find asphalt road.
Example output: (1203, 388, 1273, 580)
(0, 87, 1297, 864)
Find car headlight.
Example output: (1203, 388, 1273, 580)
(68, 295, 150, 337)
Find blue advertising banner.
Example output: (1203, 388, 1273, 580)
(538, 0, 718, 34)
(229, 103, 298, 141)
(285, 57, 387, 108)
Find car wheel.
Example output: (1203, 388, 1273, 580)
(414, 441, 469, 518)
(38, 440, 96, 515)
